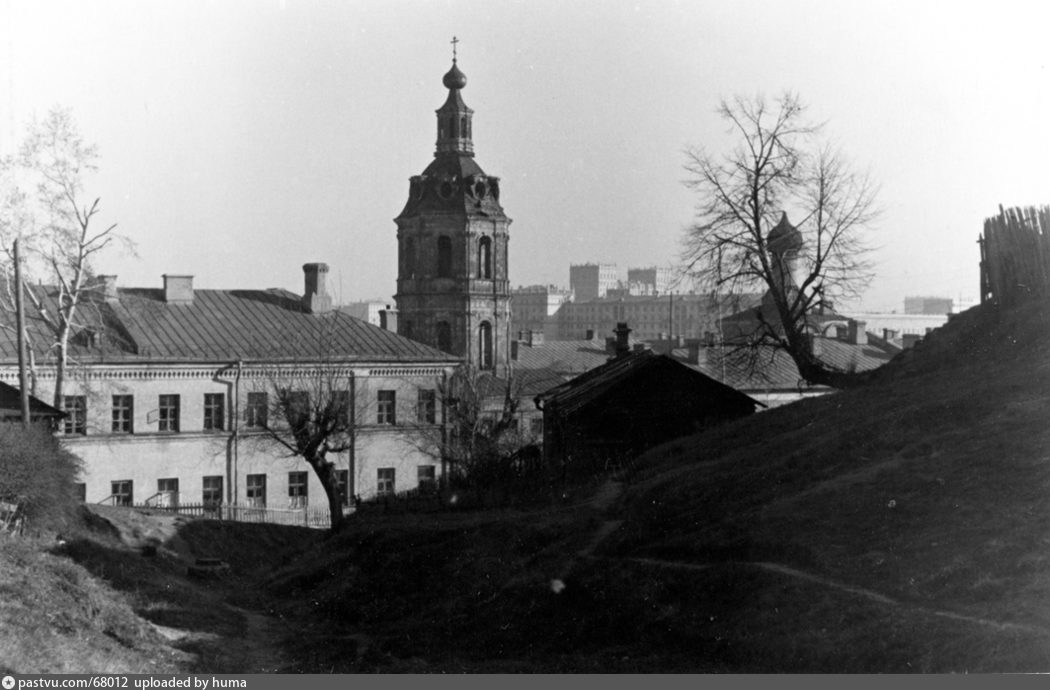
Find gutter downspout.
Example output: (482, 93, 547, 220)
(232, 360, 242, 506)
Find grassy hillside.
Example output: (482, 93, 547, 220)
(6, 299, 1048, 672)
(253, 299, 1050, 672)
(601, 299, 1050, 670)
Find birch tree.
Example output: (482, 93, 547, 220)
(0, 107, 129, 406)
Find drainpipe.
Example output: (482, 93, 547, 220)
(232, 360, 242, 506)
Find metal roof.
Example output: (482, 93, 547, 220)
(0, 285, 459, 366)
(535, 350, 761, 417)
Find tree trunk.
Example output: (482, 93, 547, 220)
(308, 454, 345, 532)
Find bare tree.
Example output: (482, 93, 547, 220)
(681, 92, 879, 387)
(0, 107, 130, 406)
(255, 363, 356, 532)
(407, 365, 542, 505)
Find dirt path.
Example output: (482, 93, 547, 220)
(618, 555, 1049, 636)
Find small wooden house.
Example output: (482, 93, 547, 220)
(534, 329, 760, 468)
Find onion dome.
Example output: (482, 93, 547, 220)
(767, 212, 803, 254)
(442, 62, 467, 90)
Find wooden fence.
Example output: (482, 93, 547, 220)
(980, 205, 1050, 305)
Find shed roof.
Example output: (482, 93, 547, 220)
(535, 349, 761, 417)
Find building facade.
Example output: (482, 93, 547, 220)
(394, 58, 512, 375)
(0, 266, 459, 510)
(569, 263, 619, 302)
(509, 285, 574, 338)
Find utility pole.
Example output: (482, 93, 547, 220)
(14, 238, 30, 428)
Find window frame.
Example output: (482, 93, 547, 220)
(111, 394, 133, 434)
(417, 465, 436, 493)
(202, 475, 224, 507)
(376, 467, 396, 496)
(62, 395, 87, 435)
(417, 389, 437, 424)
(377, 390, 397, 425)
(336, 469, 350, 507)
(288, 471, 308, 508)
(158, 394, 180, 433)
(246, 473, 267, 508)
(203, 393, 225, 431)
(111, 479, 133, 506)
(245, 391, 268, 429)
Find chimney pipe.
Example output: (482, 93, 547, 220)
(848, 319, 867, 345)
(163, 275, 194, 304)
(97, 275, 119, 302)
(379, 305, 398, 332)
(302, 263, 332, 315)
(613, 322, 632, 358)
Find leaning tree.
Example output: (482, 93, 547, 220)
(681, 92, 880, 388)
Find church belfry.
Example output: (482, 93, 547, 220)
(394, 45, 512, 374)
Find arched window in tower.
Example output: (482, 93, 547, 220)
(404, 237, 416, 278)
(436, 321, 452, 353)
(460, 116, 468, 138)
(478, 236, 492, 279)
(478, 321, 493, 370)
(437, 236, 452, 278)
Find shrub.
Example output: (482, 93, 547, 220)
(0, 423, 83, 533)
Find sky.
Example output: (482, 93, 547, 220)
(3, 0, 1049, 313)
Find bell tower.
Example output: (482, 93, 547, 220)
(394, 44, 512, 374)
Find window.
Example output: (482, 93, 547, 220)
(417, 389, 436, 424)
(437, 235, 452, 277)
(436, 321, 452, 353)
(377, 390, 396, 425)
(203, 476, 223, 507)
(478, 236, 492, 279)
(288, 471, 308, 508)
(246, 392, 268, 428)
(417, 465, 436, 493)
(158, 395, 180, 432)
(246, 474, 267, 508)
(530, 417, 544, 438)
(478, 321, 493, 370)
(404, 237, 416, 278)
(157, 478, 179, 507)
(377, 468, 395, 496)
(284, 390, 310, 430)
(111, 395, 133, 433)
(111, 480, 133, 507)
(330, 390, 351, 428)
(336, 469, 350, 507)
(63, 396, 86, 435)
(204, 393, 225, 431)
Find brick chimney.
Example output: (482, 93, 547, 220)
(302, 263, 332, 315)
(613, 322, 632, 358)
(848, 319, 867, 345)
(686, 341, 706, 365)
(163, 275, 194, 304)
(808, 333, 823, 357)
(379, 305, 398, 331)
(96, 275, 119, 302)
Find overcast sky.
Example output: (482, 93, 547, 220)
(3, 0, 1048, 312)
